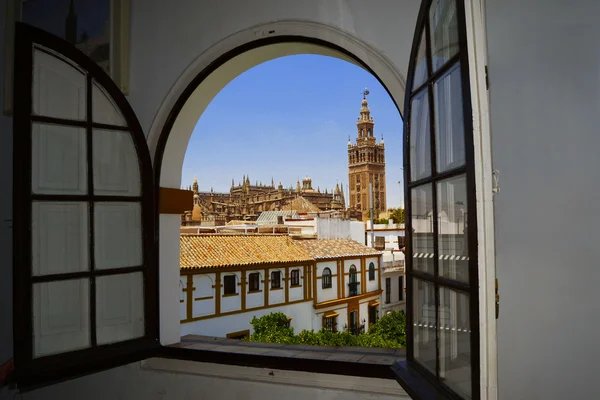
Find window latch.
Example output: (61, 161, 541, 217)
(492, 169, 500, 194)
(495, 278, 500, 319)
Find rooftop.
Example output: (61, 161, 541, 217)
(294, 238, 382, 259)
(180, 234, 313, 269)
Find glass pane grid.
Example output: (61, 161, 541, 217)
(405, 2, 475, 397)
(27, 47, 147, 359)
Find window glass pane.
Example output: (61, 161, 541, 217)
(413, 30, 428, 89)
(32, 123, 87, 195)
(437, 175, 469, 283)
(92, 80, 126, 127)
(413, 278, 436, 374)
(32, 201, 89, 276)
(409, 90, 431, 181)
(434, 63, 465, 172)
(93, 129, 141, 196)
(96, 272, 144, 345)
(33, 49, 86, 121)
(439, 287, 471, 399)
(411, 184, 434, 275)
(94, 202, 142, 269)
(33, 279, 90, 357)
(429, 0, 459, 72)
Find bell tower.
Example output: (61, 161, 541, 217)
(347, 89, 387, 221)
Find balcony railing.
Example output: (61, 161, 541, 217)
(348, 281, 360, 297)
(345, 322, 366, 336)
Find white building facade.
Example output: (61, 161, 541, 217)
(179, 235, 383, 337)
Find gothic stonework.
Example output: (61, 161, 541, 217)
(348, 90, 387, 221)
(181, 175, 345, 225)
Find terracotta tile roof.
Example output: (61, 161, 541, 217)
(294, 238, 382, 259)
(180, 234, 313, 269)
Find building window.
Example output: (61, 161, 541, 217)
(322, 267, 332, 289)
(368, 262, 376, 280)
(290, 269, 300, 286)
(385, 278, 391, 304)
(248, 272, 260, 292)
(348, 265, 359, 296)
(323, 314, 337, 333)
(399, 276, 404, 301)
(271, 270, 281, 289)
(224, 275, 237, 295)
(368, 304, 379, 326)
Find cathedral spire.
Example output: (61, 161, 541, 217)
(192, 176, 198, 193)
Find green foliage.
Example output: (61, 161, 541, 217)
(388, 208, 405, 224)
(367, 310, 407, 347)
(247, 310, 406, 348)
(248, 312, 295, 344)
(374, 218, 389, 224)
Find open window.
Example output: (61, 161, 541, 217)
(12, 23, 158, 387)
(392, 1, 480, 399)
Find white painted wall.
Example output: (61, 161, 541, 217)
(181, 301, 314, 337)
(486, 0, 600, 398)
(349, 221, 365, 244)
(315, 260, 339, 303)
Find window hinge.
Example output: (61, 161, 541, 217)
(495, 278, 500, 319)
(485, 65, 490, 90)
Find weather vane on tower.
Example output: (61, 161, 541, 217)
(363, 88, 370, 99)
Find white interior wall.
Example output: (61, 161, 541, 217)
(486, 0, 600, 398)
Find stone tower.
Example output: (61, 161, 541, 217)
(347, 89, 386, 221)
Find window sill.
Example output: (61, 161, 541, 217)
(270, 287, 283, 291)
(290, 284, 302, 288)
(161, 335, 406, 380)
(391, 360, 463, 400)
(223, 293, 239, 297)
(142, 357, 410, 398)
(248, 290, 262, 294)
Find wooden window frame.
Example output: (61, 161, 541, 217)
(322, 267, 332, 289)
(290, 269, 300, 286)
(248, 272, 260, 292)
(223, 275, 237, 295)
(270, 270, 281, 289)
(368, 262, 376, 281)
(11, 23, 159, 388)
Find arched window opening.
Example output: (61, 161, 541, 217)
(322, 267, 332, 289)
(348, 265, 359, 296)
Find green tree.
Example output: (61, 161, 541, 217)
(247, 310, 406, 348)
(388, 208, 405, 224)
(248, 312, 295, 344)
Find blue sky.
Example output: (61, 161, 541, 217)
(181, 54, 405, 208)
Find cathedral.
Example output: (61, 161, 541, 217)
(181, 175, 346, 224)
(181, 91, 386, 225)
(348, 90, 387, 221)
